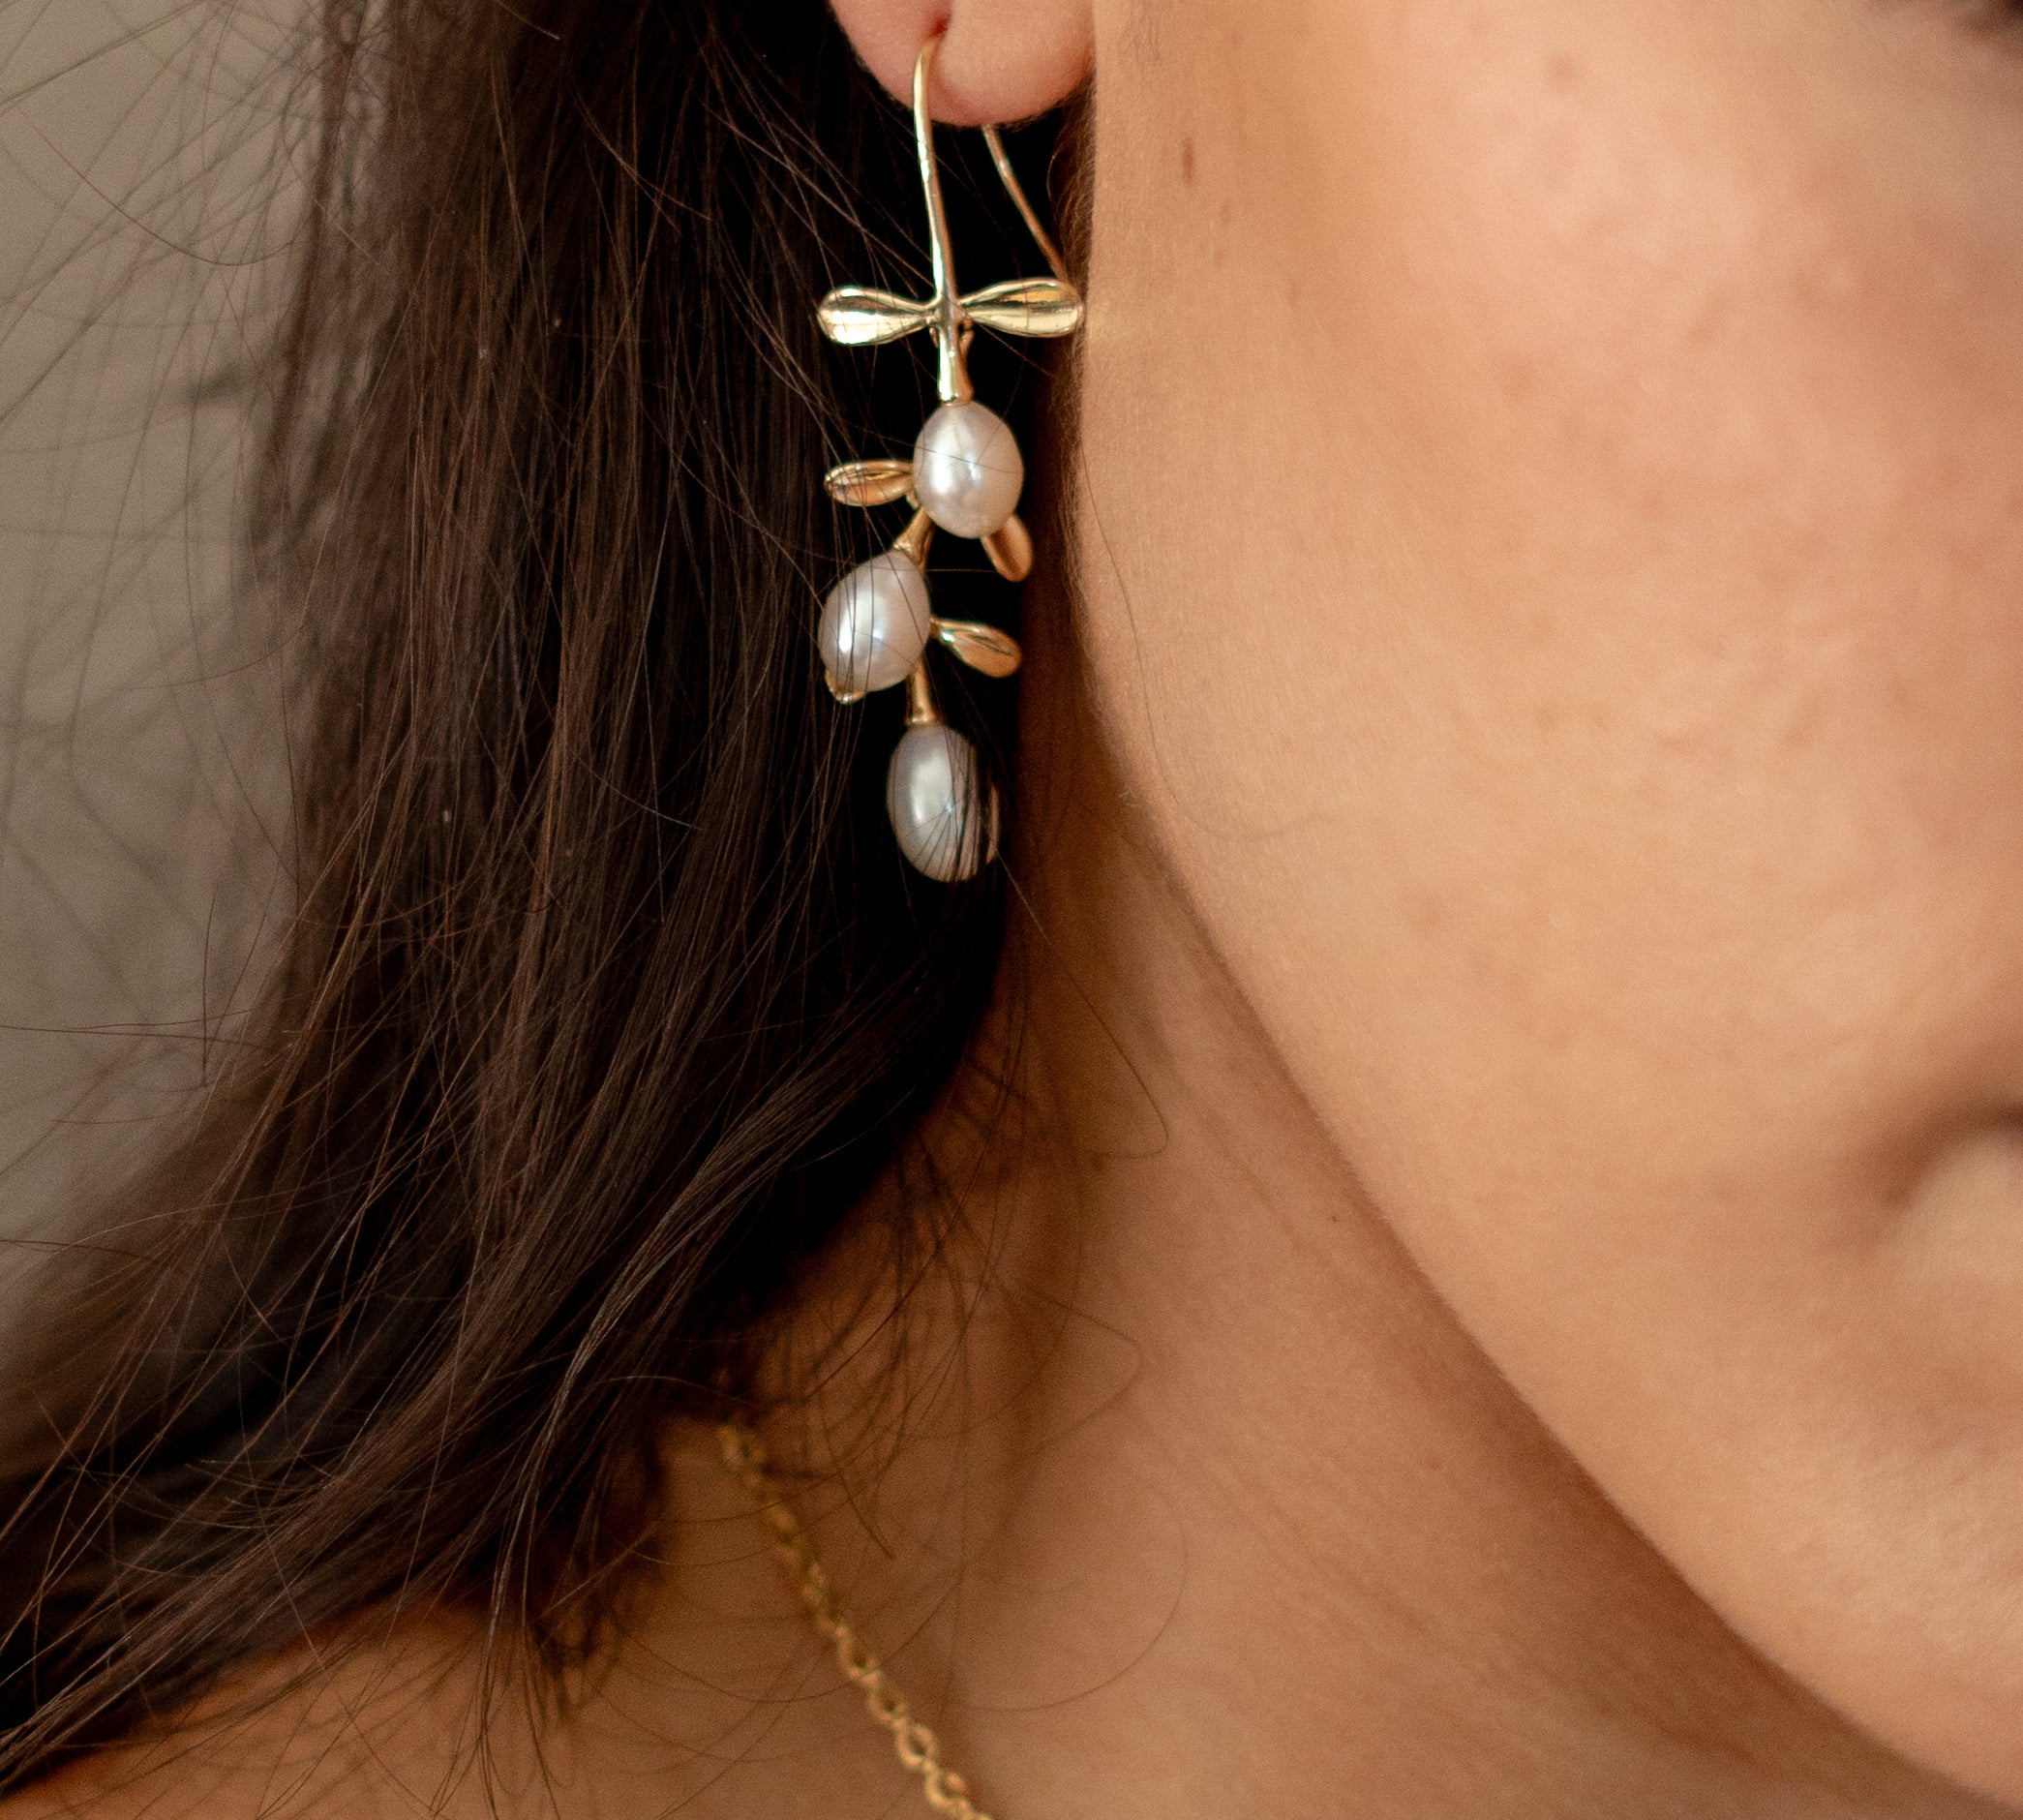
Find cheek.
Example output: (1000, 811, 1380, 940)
(1082, 0, 2023, 1796)
(1333, 3, 2023, 1173)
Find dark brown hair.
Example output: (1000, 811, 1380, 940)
(0, 0, 1061, 1785)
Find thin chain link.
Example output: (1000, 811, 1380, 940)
(718, 1421, 998, 1820)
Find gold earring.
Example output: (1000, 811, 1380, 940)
(814, 34, 1083, 883)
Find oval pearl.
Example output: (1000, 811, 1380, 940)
(818, 552, 932, 696)
(886, 724, 990, 883)
(912, 402, 1023, 539)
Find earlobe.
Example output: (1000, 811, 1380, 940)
(828, 0, 1092, 126)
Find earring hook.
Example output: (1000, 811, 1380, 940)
(979, 127, 1072, 286)
(912, 35, 971, 404)
(911, 34, 1078, 404)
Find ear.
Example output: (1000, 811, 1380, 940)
(827, 0, 1092, 128)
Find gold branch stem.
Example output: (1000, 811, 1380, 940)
(906, 662, 942, 727)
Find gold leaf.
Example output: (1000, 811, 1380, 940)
(933, 619, 1023, 679)
(981, 515, 1034, 583)
(825, 460, 917, 507)
(960, 278, 1084, 339)
(817, 288, 933, 347)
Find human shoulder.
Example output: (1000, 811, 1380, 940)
(0, 1471, 903, 1820)
(0, 1624, 501, 1820)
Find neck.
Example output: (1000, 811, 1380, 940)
(726, 694, 2008, 1819)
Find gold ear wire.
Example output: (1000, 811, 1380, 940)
(980, 124, 1072, 287)
(909, 36, 1084, 402)
(912, 35, 972, 405)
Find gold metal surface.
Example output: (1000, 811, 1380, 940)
(892, 504, 936, 569)
(980, 514, 1033, 583)
(960, 277, 1082, 339)
(933, 619, 1023, 678)
(720, 1422, 996, 1820)
(913, 35, 972, 405)
(826, 458, 918, 507)
(817, 287, 933, 346)
(905, 661, 942, 728)
(826, 671, 866, 705)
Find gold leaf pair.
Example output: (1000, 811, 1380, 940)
(816, 276, 1083, 349)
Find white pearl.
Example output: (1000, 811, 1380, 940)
(886, 724, 990, 883)
(819, 552, 932, 696)
(912, 402, 1023, 539)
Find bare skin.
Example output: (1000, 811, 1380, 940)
(20, 698, 2015, 1820)
(23, 0, 2023, 1812)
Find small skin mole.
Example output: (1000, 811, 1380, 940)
(1546, 52, 1580, 89)
(1181, 136, 1195, 185)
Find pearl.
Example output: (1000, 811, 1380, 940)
(886, 724, 990, 882)
(819, 552, 932, 696)
(912, 402, 1023, 539)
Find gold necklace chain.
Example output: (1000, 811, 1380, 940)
(717, 1422, 998, 1820)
